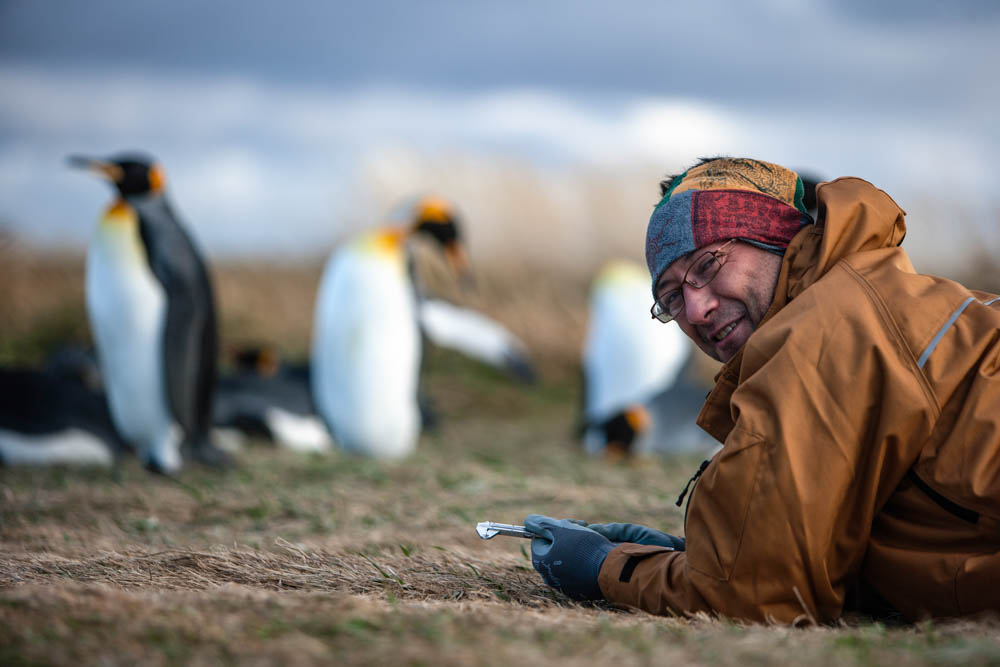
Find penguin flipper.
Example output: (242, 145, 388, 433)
(417, 298, 537, 383)
(136, 198, 218, 449)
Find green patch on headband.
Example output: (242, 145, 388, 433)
(793, 176, 807, 215)
(652, 168, 689, 213)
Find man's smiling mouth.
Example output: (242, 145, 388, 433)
(706, 319, 739, 344)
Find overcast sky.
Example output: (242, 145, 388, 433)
(1, 1, 998, 268)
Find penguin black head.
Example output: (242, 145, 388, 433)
(68, 152, 166, 198)
(601, 404, 650, 461)
(410, 196, 472, 284)
(232, 344, 283, 378)
(412, 195, 461, 244)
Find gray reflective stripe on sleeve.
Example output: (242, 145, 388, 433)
(985, 297, 1000, 307)
(918, 297, 976, 369)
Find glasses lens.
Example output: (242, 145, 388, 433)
(651, 293, 681, 323)
(687, 252, 722, 288)
(651, 300, 668, 322)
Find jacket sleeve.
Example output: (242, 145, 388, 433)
(598, 266, 936, 622)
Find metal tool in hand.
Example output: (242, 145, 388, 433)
(476, 521, 536, 540)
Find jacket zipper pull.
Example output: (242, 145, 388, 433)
(675, 459, 711, 507)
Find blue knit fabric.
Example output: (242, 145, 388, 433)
(645, 190, 696, 291)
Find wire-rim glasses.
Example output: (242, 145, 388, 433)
(650, 239, 738, 323)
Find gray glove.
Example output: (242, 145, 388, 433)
(524, 514, 614, 600)
(586, 522, 685, 550)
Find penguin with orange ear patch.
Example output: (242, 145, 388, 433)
(69, 152, 224, 473)
(406, 197, 536, 384)
(311, 196, 472, 459)
(581, 260, 697, 457)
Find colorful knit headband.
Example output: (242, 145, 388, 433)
(645, 158, 814, 294)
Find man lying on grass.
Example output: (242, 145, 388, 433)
(526, 157, 1000, 623)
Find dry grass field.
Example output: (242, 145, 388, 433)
(2, 245, 1000, 666)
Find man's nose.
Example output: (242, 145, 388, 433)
(682, 284, 717, 324)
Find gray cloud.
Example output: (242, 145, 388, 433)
(1, 64, 996, 275)
(2, 0, 997, 115)
(0, 2, 997, 271)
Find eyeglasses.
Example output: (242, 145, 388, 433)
(650, 239, 738, 323)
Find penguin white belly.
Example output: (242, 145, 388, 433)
(0, 428, 114, 466)
(86, 218, 181, 472)
(263, 407, 333, 453)
(312, 240, 420, 459)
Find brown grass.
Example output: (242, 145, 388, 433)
(5, 439, 1000, 666)
(3, 247, 1000, 665)
(1, 543, 549, 604)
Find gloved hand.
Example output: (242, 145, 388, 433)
(585, 522, 685, 551)
(524, 514, 615, 600)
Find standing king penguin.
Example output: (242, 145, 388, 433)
(69, 153, 221, 474)
(581, 260, 695, 457)
(311, 196, 470, 459)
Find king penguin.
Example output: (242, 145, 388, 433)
(69, 152, 222, 474)
(311, 196, 471, 459)
(214, 345, 332, 453)
(0, 363, 124, 467)
(581, 260, 702, 457)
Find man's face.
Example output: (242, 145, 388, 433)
(654, 240, 783, 362)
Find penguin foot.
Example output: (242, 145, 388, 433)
(144, 457, 178, 477)
(503, 351, 538, 384)
(603, 441, 632, 463)
(190, 443, 236, 470)
(418, 395, 439, 432)
(143, 445, 183, 476)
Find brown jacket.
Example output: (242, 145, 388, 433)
(598, 177, 1000, 622)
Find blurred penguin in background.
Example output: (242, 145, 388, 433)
(416, 297, 536, 385)
(0, 353, 125, 467)
(213, 344, 332, 454)
(393, 197, 536, 387)
(69, 152, 225, 474)
(313, 195, 534, 459)
(585, 403, 652, 461)
(312, 196, 471, 459)
(581, 260, 715, 458)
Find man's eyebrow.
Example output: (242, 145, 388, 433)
(655, 275, 676, 293)
(655, 249, 697, 292)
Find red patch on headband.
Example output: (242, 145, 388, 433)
(691, 190, 804, 248)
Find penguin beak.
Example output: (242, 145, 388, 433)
(445, 241, 475, 291)
(66, 155, 123, 183)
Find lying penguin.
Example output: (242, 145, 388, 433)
(213, 345, 332, 453)
(0, 360, 124, 467)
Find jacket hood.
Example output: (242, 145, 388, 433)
(781, 177, 907, 303)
